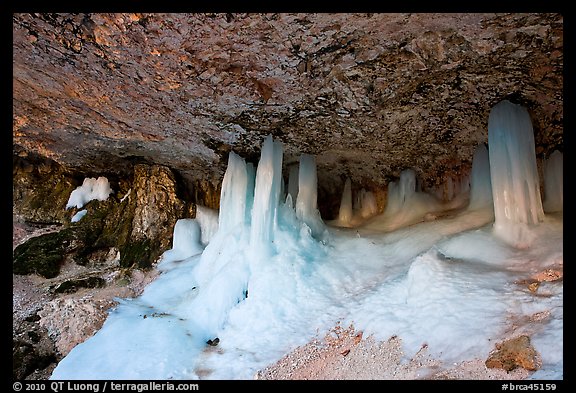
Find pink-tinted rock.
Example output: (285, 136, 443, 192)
(485, 335, 541, 372)
(13, 13, 562, 193)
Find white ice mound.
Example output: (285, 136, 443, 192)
(158, 219, 204, 271)
(66, 176, 113, 209)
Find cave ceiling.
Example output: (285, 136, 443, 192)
(12, 12, 563, 192)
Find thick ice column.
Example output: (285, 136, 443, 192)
(488, 100, 544, 247)
(338, 178, 353, 224)
(218, 152, 248, 233)
(543, 150, 563, 213)
(468, 144, 493, 209)
(295, 154, 325, 237)
(250, 135, 283, 247)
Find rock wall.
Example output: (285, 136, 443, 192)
(12, 158, 196, 379)
(13, 158, 197, 277)
(13, 13, 563, 193)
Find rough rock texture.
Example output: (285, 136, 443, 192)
(485, 335, 541, 372)
(36, 268, 158, 357)
(13, 320, 58, 380)
(13, 148, 78, 225)
(13, 159, 194, 274)
(11, 13, 564, 380)
(129, 164, 191, 262)
(13, 219, 160, 379)
(12, 158, 196, 378)
(256, 324, 531, 380)
(13, 13, 563, 205)
(13, 228, 76, 278)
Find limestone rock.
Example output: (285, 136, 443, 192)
(12, 229, 75, 278)
(38, 296, 118, 356)
(13, 149, 77, 225)
(130, 164, 187, 263)
(13, 13, 563, 195)
(485, 335, 541, 372)
(13, 321, 57, 380)
(13, 158, 195, 275)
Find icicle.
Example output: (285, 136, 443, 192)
(245, 162, 256, 224)
(218, 152, 248, 233)
(398, 169, 417, 204)
(338, 178, 353, 225)
(353, 189, 363, 212)
(360, 191, 378, 218)
(383, 169, 416, 217)
(250, 135, 283, 249)
(488, 100, 544, 247)
(446, 177, 454, 201)
(295, 154, 325, 238)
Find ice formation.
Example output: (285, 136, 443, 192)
(488, 100, 544, 247)
(543, 150, 563, 213)
(364, 169, 442, 232)
(50, 127, 562, 381)
(295, 154, 325, 238)
(218, 152, 249, 233)
(66, 176, 113, 209)
(250, 135, 283, 250)
(70, 209, 87, 223)
(194, 205, 219, 246)
(157, 219, 204, 271)
(337, 178, 353, 225)
(357, 189, 378, 218)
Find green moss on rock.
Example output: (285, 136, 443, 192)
(120, 238, 160, 269)
(53, 276, 106, 294)
(12, 228, 75, 278)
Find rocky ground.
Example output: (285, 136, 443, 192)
(255, 324, 531, 380)
(13, 216, 159, 380)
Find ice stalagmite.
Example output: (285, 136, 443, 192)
(158, 219, 204, 268)
(338, 177, 353, 225)
(295, 154, 325, 238)
(386, 169, 417, 216)
(360, 189, 378, 218)
(468, 144, 493, 210)
(250, 135, 284, 250)
(488, 100, 544, 247)
(365, 168, 444, 232)
(543, 150, 563, 213)
(191, 151, 252, 288)
(219, 152, 249, 233)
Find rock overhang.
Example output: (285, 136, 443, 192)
(12, 12, 563, 195)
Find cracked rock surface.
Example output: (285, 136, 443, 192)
(13, 13, 563, 195)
